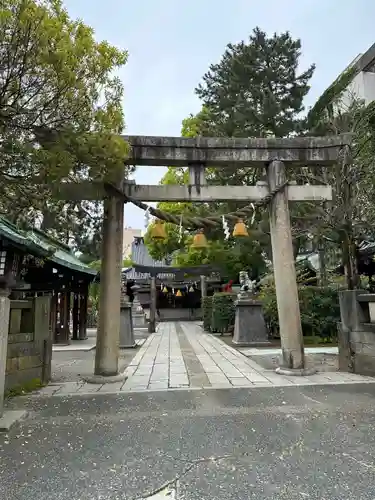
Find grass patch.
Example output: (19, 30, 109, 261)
(5, 378, 46, 399)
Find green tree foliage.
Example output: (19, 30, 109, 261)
(0, 0, 130, 256)
(175, 238, 267, 282)
(145, 28, 315, 278)
(300, 77, 375, 288)
(195, 27, 315, 138)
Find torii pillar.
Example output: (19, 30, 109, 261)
(267, 161, 314, 375)
(87, 186, 125, 383)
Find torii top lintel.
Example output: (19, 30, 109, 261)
(122, 134, 352, 167)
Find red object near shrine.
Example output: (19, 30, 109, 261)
(222, 279, 233, 292)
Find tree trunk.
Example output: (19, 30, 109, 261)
(318, 242, 327, 287)
(341, 229, 359, 290)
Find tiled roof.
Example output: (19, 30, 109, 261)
(125, 237, 174, 280)
(0, 217, 96, 277)
(30, 230, 97, 276)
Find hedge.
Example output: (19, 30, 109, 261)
(259, 282, 341, 341)
(211, 292, 236, 334)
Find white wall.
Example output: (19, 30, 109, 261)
(123, 228, 142, 259)
(340, 71, 375, 110)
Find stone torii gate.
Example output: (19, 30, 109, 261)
(59, 134, 351, 381)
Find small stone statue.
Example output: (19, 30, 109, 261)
(238, 271, 256, 298)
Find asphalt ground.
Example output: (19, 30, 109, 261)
(2, 383, 375, 499)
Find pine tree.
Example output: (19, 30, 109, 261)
(195, 27, 315, 138)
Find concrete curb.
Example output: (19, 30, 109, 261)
(0, 410, 28, 432)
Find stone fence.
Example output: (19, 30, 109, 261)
(338, 290, 375, 376)
(5, 296, 52, 390)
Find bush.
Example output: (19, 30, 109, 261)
(259, 281, 341, 341)
(202, 296, 213, 332)
(211, 292, 236, 334)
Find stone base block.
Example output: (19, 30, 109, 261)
(233, 298, 269, 346)
(0, 410, 28, 432)
(120, 304, 135, 348)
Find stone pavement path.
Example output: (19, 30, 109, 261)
(37, 322, 375, 397)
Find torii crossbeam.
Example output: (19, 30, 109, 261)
(53, 133, 351, 381)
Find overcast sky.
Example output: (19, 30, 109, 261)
(64, 0, 375, 230)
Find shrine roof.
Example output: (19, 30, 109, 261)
(125, 236, 174, 280)
(0, 218, 96, 277)
(124, 236, 220, 280)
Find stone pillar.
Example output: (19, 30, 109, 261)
(233, 296, 269, 346)
(0, 288, 10, 419)
(119, 301, 136, 348)
(94, 192, 124, 377)
(200, 275, 207, 299)
(34, 296, 52, 385)
(267, 160, 311, 374)
(149, 275, 157, 333)
(337, 289, 364, 372)
(72, 293, 79, 340)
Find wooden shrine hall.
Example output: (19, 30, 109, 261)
(0, 217, 97, 344)
(123, 236, 221, 323)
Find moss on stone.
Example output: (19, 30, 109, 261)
(5, 378, 45, 399)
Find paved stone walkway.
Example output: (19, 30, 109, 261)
(36, 321, 375, 396)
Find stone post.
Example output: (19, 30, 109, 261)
(267, 160, 311, 375)
(0, 288, 10, 419)
(94, 191, 124, 378)
(200, 275, 207, 299)
(0, 280, 28, 431)
(149, 275, 157, 333)
(34, 296, 52, 385)
(119, 298, 135, 348)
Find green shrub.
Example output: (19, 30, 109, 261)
(211, 292, 236, 334)
(202, 296, 213, 331)
(259, 281, 341, 341)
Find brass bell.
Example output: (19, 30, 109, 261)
(162, 286, 168, 293)
(150, 219, 167, 240)
(176, 289, 182, 297)
(191, 229, 208, 249)
(233, 219, 249, 237)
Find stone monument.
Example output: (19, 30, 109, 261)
(119, 278, 136, 348)
(232, 271, 270, 347)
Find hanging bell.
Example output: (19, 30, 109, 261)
(150, 219, 167, 240)
(188, 286, 194, 293)
(233, 219, 249, 238)
(162, 286, 168, 293)
(176, 289, 182, 297)
(191, 229, 208, 249)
